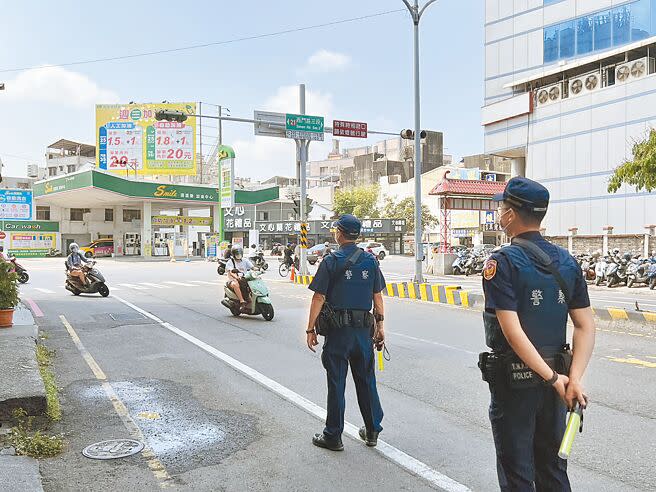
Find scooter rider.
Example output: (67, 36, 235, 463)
(0, 246, 9, 262)
(66, 243, 90, 285)
(227, 245, 255, 310)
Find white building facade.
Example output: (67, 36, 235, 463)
(484, 0, 656, 235)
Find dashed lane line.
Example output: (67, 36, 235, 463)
(164, 281, 197, 287)
(140, 282, 171, 289)
(118, 283, 149, 290)
(112, 294, 471, 492)
(59, 315, 173, 488)
(34, 288, 56, 294)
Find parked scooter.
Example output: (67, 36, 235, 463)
(221, 270, 274, 321)
(606, 254, 630, 288)
(452, 251, 469, 275)
(647, 262, 656, 290)
(217, 257, 228, 275)
(594, 256, 609, 286)
(46, 248, 62, 257)
(627, 258, 651, 288)
(8, 257, 29, 284)
(64, 260, 110, 297)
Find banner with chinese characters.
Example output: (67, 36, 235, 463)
(218, 145, 235, 208)
(223, 215, 407, 235)
(0, 189, 32, 220)
(96, 103, 197, 176)
(151, 216, 212, 227)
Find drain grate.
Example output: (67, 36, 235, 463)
(82, 439, 144, 459)
(108, 313, 147, 322)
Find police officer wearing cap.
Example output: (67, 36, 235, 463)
(480, 177, 596, 490)
(305, 214, 386, 451)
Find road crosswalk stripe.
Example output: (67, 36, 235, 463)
(164, 281, 197, 287)
(140, 282, 171, 289)
(34, 288, 56, 294)
(118, 283, 149, 290)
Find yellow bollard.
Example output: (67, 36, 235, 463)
(377, 350, 384, 371)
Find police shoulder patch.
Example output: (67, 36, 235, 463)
(483, 259, 497, 281)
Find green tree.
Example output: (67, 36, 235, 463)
(608, 129, 656, 193)
(383, 196, 438, 233)
(333, 185, 380, 218)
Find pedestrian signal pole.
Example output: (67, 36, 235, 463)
(298, 84, 310, 275)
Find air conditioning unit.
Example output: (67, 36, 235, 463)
(615, 57, 655, 83)
(569, 71, 601, 97)
(535, 82, 563, 106)
(26, 164, 39, 178)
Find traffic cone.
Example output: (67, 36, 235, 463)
(290, 265, 296, 283)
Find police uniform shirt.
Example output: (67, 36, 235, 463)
(483, 231, 590, 312)
(309, 243, 386, 311)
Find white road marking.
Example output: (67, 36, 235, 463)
(389, 332, 479, 356)
(188, 280, 218, 285)
(118, 283, 149, 290)
(140, 282, 171, 289)
(112, 295, 471, 492)
(34, 288, 56, 294)
(164, 281, 197, 287)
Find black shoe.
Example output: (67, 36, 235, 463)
(358, 426, 379, 447)
(312, 433, 344, 451)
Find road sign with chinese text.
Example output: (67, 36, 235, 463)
(285, 114, 324, 141)
(333, 120, 367, 138)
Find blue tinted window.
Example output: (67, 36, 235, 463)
(543, 0, 656, 64)
(594, 10, 612, 50)
(633, 0, 651, 41)
(544, 25, 559, 62)
(559, 21, 576, 58)
(613, 6, 632, 45)
(577, 16, 594, 55)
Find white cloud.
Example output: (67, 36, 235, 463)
(231, 85, 335, 180)
(4, 66, 119, 107)
(301, 50, 351, 73)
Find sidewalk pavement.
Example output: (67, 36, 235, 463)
(0, 301, 46, 492)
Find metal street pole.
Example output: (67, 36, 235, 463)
(403, 0, 438, 284)
(299, 83, 309, 275)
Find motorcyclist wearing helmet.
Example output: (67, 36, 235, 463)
(227, 245, 254, 309)
(223, 243, 233, 260)
(283, 243, 294, 267)
(66, 242, 90, 285)
(0, 246, 9, 262)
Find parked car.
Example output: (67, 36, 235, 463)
(80, 238, 114, 258)
(358, 241, 389, 260)
(307, 243, 339, 265)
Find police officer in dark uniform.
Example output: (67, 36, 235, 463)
(481, 177, 596, 491)
(305, 214, 386, 451)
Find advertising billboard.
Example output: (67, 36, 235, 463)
(96, 103, 197, 176)
(0, 189, 32, 220)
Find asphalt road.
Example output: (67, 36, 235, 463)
(16, 257, 656, 491)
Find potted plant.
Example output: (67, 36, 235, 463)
(0, 259, 19, 328)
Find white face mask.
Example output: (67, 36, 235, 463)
(496, 208, 513, 235)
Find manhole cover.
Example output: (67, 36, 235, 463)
(108, 313, 147, 322)
(82, 439, 144, 459)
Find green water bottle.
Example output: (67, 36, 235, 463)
(558, 402, 584, 460)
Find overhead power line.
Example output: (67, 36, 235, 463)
(0, 8, 405, 74)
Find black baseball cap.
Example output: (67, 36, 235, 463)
(335, 214, 361, 239)
(494, 176, 549, 213)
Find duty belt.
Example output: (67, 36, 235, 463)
(335, 309, 370, 327)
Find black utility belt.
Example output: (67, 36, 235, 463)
(315, 305, 374, 337)
(334, 309, 373, 328)
(478, 345, 572, 389)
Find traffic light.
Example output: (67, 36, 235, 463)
(292, 198, 314, 218)
(400, 129, 427, 139)
(155, 110, 188, 123)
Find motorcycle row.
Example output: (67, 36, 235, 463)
(452, 249, 492, 276)
(578, 249, 656, 289)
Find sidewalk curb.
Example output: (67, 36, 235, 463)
(288, 277, 656, 325)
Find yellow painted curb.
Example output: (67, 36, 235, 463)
(397, 283, 406, 298)
(419, 283, 429, 301)
(431, 285, 441, 303)
(407, 283, 417, 299)
(608, 308, 629, 320)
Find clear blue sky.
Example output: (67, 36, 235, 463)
(0, 0, 483, 180)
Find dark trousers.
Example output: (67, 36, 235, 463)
(321, 324, 383, 440)
(489, 384, 571, 491)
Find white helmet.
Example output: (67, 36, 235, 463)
(70, 242, 80, 253)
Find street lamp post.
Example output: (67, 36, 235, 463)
(402, 0, 438, 284)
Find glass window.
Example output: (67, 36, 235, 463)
(613, 5, 632, 45)
(594, 10, 612, 51)
(70, 208, 84, 222)
(104, 208, 113, 222)
(544, 25, 559, 62)
(122, 209, 141, 222)
(632, 0, 651, 41)
(559, 21, 576, 58)
(577, 16, 594, 55)
(36, 206, 50, 221)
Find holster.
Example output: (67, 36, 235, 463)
(479, 344, 573, 389)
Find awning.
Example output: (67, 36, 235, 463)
(429, 178, 507, 198)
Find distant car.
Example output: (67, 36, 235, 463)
(80, 238, 114, 258)
(358, 241, 389, 260)
(307, 243, 338, 265)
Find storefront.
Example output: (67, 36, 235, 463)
(0, 220, 60, 257)
(224, 217, 407, 253)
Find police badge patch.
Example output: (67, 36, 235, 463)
(483, 259, 497, 280)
